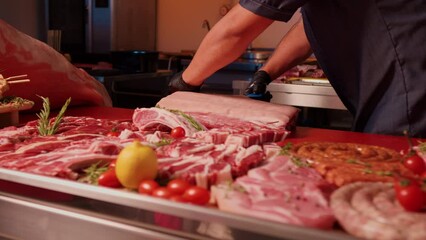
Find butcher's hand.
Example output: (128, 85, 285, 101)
(244, 70, 272, 96)
(168, 71, 201, 94)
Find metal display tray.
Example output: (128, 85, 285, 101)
(0, 168, 357, 240)
(267, 81, 346, 110)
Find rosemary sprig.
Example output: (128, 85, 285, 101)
(169, 109, 204, 131)
(36, 96, 71, 136)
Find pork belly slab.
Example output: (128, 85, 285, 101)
(211, 155, 336, 229)
(156, 92, 299, 130)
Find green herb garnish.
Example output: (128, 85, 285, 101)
(291, 156, 311, 168)
(78, 162, 109, 185)
(155, 138, 173, 147)
(279, 142, 293, 155)
(169, 109, 204, 131)
(346, 159, 372, 167)
(36, 96, 71, 136)
(418, 141, 426, 154)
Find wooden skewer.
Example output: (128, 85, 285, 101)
(8, 79, 31, 84)
(4, 74, 28, 81)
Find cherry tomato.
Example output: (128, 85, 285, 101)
(98, 169, 122, 188)
(395, 183, 424, 212)
(167, 179, 191, 195)
(170, 127, 185, 139)
(106, 131, 120, 137)
(152, 187, 174, 199)
(403, 154, 426, 175)
(169, 195, 188, 203)
(109, 159, 117, 169)
(182, 186, 210, 205)
(138, 179, 159, 195)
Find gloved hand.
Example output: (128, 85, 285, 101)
(167, 71, 201, 94)
(244, 70, 272, 96)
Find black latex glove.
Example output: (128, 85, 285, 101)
(168, 71, 201, 94)
(244, 70, 272, 96)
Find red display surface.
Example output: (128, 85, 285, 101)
(20, 106, 423, 152)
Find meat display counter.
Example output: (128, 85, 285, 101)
(0, 106, 414, 240)
(267, 79, 346, 110)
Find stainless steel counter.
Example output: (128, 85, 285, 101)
(0, 168, 356, 240)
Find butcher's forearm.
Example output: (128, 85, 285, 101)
(261, 19, 312, 80)
(183, 4, 273, 86)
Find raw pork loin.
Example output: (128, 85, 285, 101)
(211, 155, 336, 229)
(0, 19, 112, 111)
(156, 92, 299, 129)
(133, 107, 289, 147)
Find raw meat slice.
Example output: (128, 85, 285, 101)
(132, 108, 290, 148)
(0, 19, 112, 111)
(132, 107, 207, 137)
(156, 138, 265, 188)
(211, 155, 336, 229)
(156, 92, 299, 129)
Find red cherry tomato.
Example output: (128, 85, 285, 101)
(167, 179, 191, 195)
(152, 187, 174, 199)
(182, 186, 210, 205)
(169, 195, 188, 203)
(395, 183, 424, 212)
(98, 169, 122, 188)
(403, 154, 426, 175)
(138, 179, 159, 195)
(106, 131, 120, 137)
(170, 127, 185, 139)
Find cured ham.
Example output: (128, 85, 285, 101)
(0, 19, 112, 111)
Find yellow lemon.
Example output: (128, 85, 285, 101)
(115, 141, 158, 189)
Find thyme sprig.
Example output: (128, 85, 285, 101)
(36, 96, 71, 136)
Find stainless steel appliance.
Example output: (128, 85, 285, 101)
(86, 0, 157, 53)
(48, 0, 157, 54)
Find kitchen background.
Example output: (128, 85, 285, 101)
(0, 0, 300, 52)
(0, 0, 351, 130)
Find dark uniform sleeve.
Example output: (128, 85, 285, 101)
(239, 0, 308, 22)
